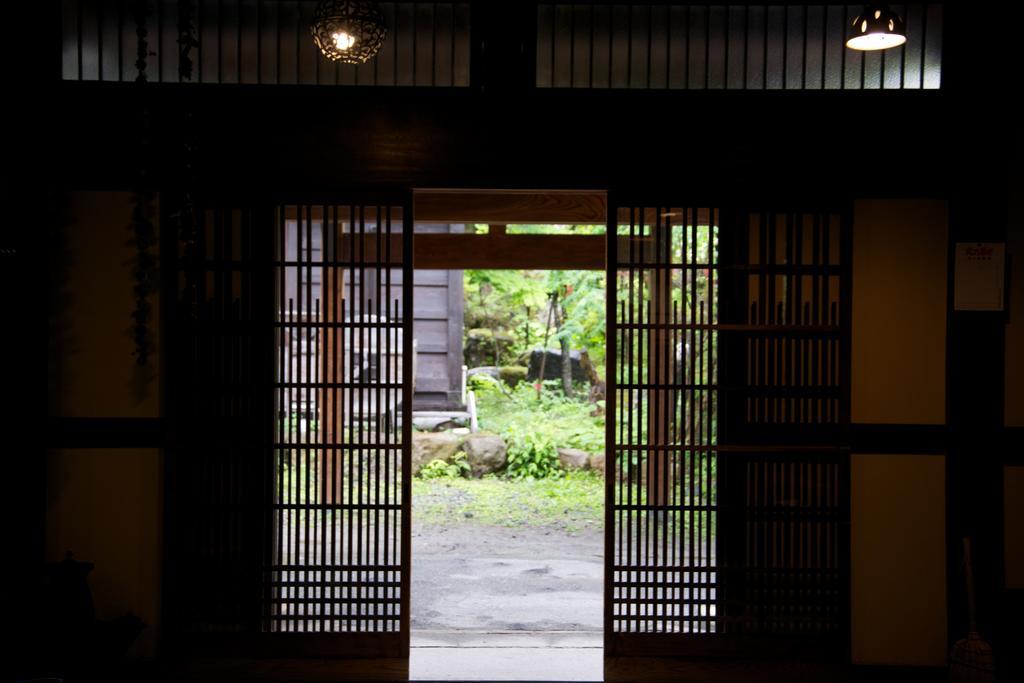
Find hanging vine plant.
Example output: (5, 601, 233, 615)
(130, 190, 157, 366)
(134, 0, 151, 83)
(177, 0, 199, 80)
(130, 0, 156, 366)
(176, 0, 200, 321)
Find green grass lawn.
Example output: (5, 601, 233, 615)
(412, 472, 604, 533)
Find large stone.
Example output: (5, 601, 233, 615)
(520, 348, 589, 383)
(411, 431, 462, 475)
(464, 329, 495, 368)
(460, 433, 508, 478)
(465, 330, 515, 367)
(588, 451, 606, 476)
(413, 415, 457, 432)
(499, 365, 528, 388)
(412, 411, 470, 432)
(467, 366, 501, 380)
(494, 331, 516, 354)
(557, 448, 590, 471)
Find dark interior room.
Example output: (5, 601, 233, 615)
(7, 1, 1023, 681)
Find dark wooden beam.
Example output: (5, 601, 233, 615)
(414, 189, 607, 224)
(850, 424, 950, 455)
(52, 83, 958, 201)
(271, 231, 605, 269)
(414, 233, 604, 269)
(47, 418, 166, 448)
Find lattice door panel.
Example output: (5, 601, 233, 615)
(727, 451, 844, 637)
(606, 202, 850, 658)
(735, 210, 846, 443)
(269, 203, 411, 647)
(718, 207, 850, 649)
(167, 198, 413, 659)
(607, 206, 722, 644)
(167, 204, 274, 637)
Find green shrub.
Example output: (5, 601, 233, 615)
(467, 373, 501, 393)
(503, 422, 562, 480)
(482, 379, 603, 442)
(419, 453, 470, 480)
(468, 376, 606, 479)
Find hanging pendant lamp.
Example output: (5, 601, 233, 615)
(311, 0, 388, 64)
(846, 2, 907, 51)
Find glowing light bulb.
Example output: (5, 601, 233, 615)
(332, 31, 356, 50)
(846, 3, 906, 51)
(846, 31, 906, 50)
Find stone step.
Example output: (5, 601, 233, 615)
(413, 411, 472, 420)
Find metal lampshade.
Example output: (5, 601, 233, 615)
(311, 0, 388, 64)
(846, 3, 907, 51)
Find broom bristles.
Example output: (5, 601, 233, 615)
(949, 632, 994, 682)
(949, 539, 994, 682)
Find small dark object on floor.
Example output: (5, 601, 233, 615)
(22, 552, 146, 681)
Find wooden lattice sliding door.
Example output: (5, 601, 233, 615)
(717, 207, 851, 657)
(605, 205, 722, 656)
(167, 197, 413, 671)
(605, 201, 850, 671)
(269, 202, 411, 658)
(166, 202, 275, 649)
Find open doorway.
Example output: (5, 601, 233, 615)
(179, 194, 845, 681)
(409, 222, 606, 681)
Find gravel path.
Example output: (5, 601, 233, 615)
(411, 520, 603, 632)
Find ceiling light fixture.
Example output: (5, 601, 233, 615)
(311, 0, 388, 64)
(846, 2, 907, 51)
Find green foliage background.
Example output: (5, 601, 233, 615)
(464, 224, 607, 370)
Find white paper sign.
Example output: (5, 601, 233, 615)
(954, 242, 1006, 311)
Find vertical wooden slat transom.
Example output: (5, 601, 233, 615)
(60, 1, 472, 87)
(537, 3, 944, 91)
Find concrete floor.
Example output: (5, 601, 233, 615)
(411, 554, 604, 632)
(411, 523, 604, 680)
(410, 631, 603, 682)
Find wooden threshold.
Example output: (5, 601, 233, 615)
(179, 657, 408, 682)
(605, 656, 847, 683)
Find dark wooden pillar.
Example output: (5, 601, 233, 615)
(322, 251, 345, 505)
(646, 216, 673, 507)
(941, 1, 1014, 665)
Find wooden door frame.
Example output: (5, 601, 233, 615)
(163, 187, 854, 681)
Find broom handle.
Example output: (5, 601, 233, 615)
(963, 536, 978, 633)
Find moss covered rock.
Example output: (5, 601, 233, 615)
(498, 365, 528, 388)
(465, 328, 494, 367)
(459, 432, 508, 478)
(412, 431, 462, 475)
